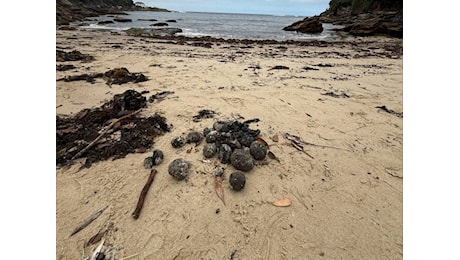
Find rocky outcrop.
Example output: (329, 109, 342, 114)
(283, 16, 323, 34)
(56, 0, 169, 25)
(285, 0, 402, 38)
(321, 8, 402, 38)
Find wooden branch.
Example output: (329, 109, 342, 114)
(132, 169, 157, 219)
(70, 205, 108, 237)
(71, 109, 141, 160)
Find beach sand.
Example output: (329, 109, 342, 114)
(56, 28, 403, 259)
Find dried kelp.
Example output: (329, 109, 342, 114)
(56, 89, 170, 168)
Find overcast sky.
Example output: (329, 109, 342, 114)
(141, 0, 330, 16)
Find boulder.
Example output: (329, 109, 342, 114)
(114, 16, 132, 22)
(151, 22, 168, 26)
(283, 16, 323, 34)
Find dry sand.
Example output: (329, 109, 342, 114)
(56, 28, 403, 259)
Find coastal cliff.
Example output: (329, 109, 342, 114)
(284, 0, 403, 38)
(56, 0, 169, 25)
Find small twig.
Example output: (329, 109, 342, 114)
(70, 205, 108, 237)
(132, 169, 157, 219)
(71, 109, 141, 160)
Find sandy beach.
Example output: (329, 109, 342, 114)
(56, 28, 403, 259)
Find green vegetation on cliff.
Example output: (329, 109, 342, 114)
(329, 0, 402, 14)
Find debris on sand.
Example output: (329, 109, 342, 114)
(56, 50, 95, 62)
(56, 67, 148, 86)
(56, 89, 170, 168)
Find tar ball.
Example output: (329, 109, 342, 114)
(203, 127, 212, 137)
(171, 136, 186, 148)
(213, 120, 233, 132)
(186, 130, 204, 144)
(203, 143, 218, 158)
(143, 157, 154, 169)
(152, 149, 164, 165)
(218, 144, 232, 164)
(168, 158, 191, 181)
(250, 140, 268, 160)
(230, 148, 254, 172)
(205, 130, 219, 143)
(229, 171, 246, 191)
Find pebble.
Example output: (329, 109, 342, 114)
(250, 140, 267, 160)
(171, 136, 186, 148)
(168, 158, 191, 180)
(229, 171, 246, 191)
(230, 148, 254, 172)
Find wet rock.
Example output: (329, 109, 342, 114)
(186, 131, 204, 144)
(166, 19, 177, 23)
(114, 17, 132, 22)
(250, 140, 268, 160)
(229, 171, 246, 191)
(151, 22, 168, 26)
(203, 143, 218, 158)
(171, 136, 186, 148)
(152, 149, 164, 165)
(218, 144, 232, 164)
(168, 158, 190, 180)
(230, 148, 254, 172)
(98, 20, 114, 25)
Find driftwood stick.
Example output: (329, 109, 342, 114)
(70, 205, 108, 237)
(71, 109, 141, 160)
(132, 169, 157, 219)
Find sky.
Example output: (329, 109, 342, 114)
(142, 0, 330, 16)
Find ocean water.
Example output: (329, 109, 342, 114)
(78, 11, 344, 41)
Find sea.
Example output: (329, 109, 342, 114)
(77, 11, 344, 41)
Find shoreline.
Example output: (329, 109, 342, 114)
(56, 27, 403, 259)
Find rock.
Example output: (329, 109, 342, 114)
(114, 17, 132, 22)
(186, 131, 204, 144)
(151, 22, 168, 26)
(230, 148, 254, 172)
(166, 19, 177, 23)
(203, 143, 218, 158)
(150, 28, 183, 36)
(203, 127, 212, 137)
(168, 158, 191, 180)
(283, 16, 323, 34)
(229, 171, 246, 191)
(171, 136, 186, 148)
(138, 18, 158, 21)
(98, 20, 114, 24)
(152, 149, 164, 165)
(250, 141, 267, 160)
(218, 144, 232, 164)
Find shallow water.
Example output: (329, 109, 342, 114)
(77, 11, 344, 41)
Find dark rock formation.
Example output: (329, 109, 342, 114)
(285, 0, 402, 38)
(114, 16, 132, 22)
(56, 0, 169, 25)
(283, 16, 323, 34)
(151, 22, 169, 27)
